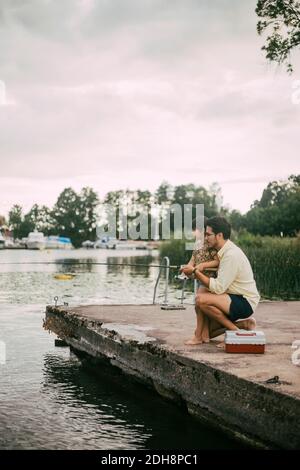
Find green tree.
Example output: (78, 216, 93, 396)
(136, 190, 152, 207)
(103, 189, 152, 239)
(104, 190, 126, 206)
(24, 204, 54, 235)
(245, 174, 300, 235)
(256, 0, 300, 72)
(228, 210, 245, 232)
(103, 190, 126, 238)
(155, 181, 173, 205)
(172, 183, 218, 219)
(133, 190, 152, 239)
(8, 205, 24, 239)
(52, 188, 82, 247)
(52, 187, 100, 247)
(154, 183, 218, 235)
(78, 187, 100, 241)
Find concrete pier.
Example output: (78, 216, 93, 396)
(45, 301, 300, 449)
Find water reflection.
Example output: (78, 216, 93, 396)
(106, 255, 153, 277)
(41, 353, 150, 449)
(54, 255, 155, 278)
(0, 250, 163, 305)
(0, 251, 246, 450)
(41, 350, 243, 450)
(55, 257, 97, 274)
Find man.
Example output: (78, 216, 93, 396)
(182, 216, 260, 347)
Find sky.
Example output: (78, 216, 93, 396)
(0, 0, 299, 217)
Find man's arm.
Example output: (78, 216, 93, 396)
(193, 269, 210, 288)
(208, 252, 239, 294)
(196, 258, 219, 271)
(180, 253, 195, 273)
(182, 261, 218, 286)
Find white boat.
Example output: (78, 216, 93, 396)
(81, 240, 95, 249)
(45, 236, 60, 249)
(27, 231, 46, 250)
(0, 232, 5, 249)
(94, 237, 117, 249)
(111, 240, 148, 250)
(94, 237, 150, 250)
(45, 236, 73, 250)
(4, 238, 23, 249)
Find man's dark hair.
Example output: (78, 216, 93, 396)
(192, 215, 208, 231)
(206, 216, 231, 240)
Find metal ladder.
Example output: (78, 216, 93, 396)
(152, 256, 194, 310)
(153, 258, 216, 309)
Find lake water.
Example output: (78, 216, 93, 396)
(0, 248, 245, 449)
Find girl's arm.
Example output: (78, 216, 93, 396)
(188, 253, 195, 267)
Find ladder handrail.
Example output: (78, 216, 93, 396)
(153, 256, 170, 305)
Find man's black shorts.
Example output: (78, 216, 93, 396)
(228, 294, 253, 322)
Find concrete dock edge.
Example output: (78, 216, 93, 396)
(45, 305, 300, 450)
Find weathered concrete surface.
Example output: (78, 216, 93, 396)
(45, 301, 300, 449)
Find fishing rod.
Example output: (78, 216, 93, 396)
(0, 261, 181, 269)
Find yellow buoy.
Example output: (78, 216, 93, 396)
(54, 273, 76, 280)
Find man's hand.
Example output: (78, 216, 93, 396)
(180, 265, 194, 277)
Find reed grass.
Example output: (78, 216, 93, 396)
(160, 236, 300, 300)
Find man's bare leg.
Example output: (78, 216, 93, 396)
(197, 291, 244, 329)
(208, 317, 256, 339)
(184, 316, 257, 347)
(197, 292, 243, 348)
(185, 289, 240, 345)
(184, 289, 257, 346)
(199, 303, 238, 348)
(201, 305, 257, 348)
(200, 304, 238, 330)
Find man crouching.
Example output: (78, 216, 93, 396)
(181, 216, 260, 347)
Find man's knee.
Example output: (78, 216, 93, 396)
(196, 293, 210, 308)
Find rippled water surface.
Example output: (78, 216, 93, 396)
(0, 249, 244, 449)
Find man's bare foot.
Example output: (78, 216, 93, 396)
(236, 317, 256, 331)
(184, 336, 203, 345)
(216, 318, 256, 350)
(244, 317, 256, 330)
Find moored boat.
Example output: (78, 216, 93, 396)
(45, 236, 73, 250)
(0, 232, 5, 249)
(26, 232, 46, 250)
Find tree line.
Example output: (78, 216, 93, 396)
(0, 175, 299, 247)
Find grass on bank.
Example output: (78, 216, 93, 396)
(159, 233, 300, 301)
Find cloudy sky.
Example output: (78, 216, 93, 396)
(0, 0, 299, 216)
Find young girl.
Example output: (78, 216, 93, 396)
(181, 216, 219, 280)
(188, 238, 219, 277)
(180, 219, 219, 344)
